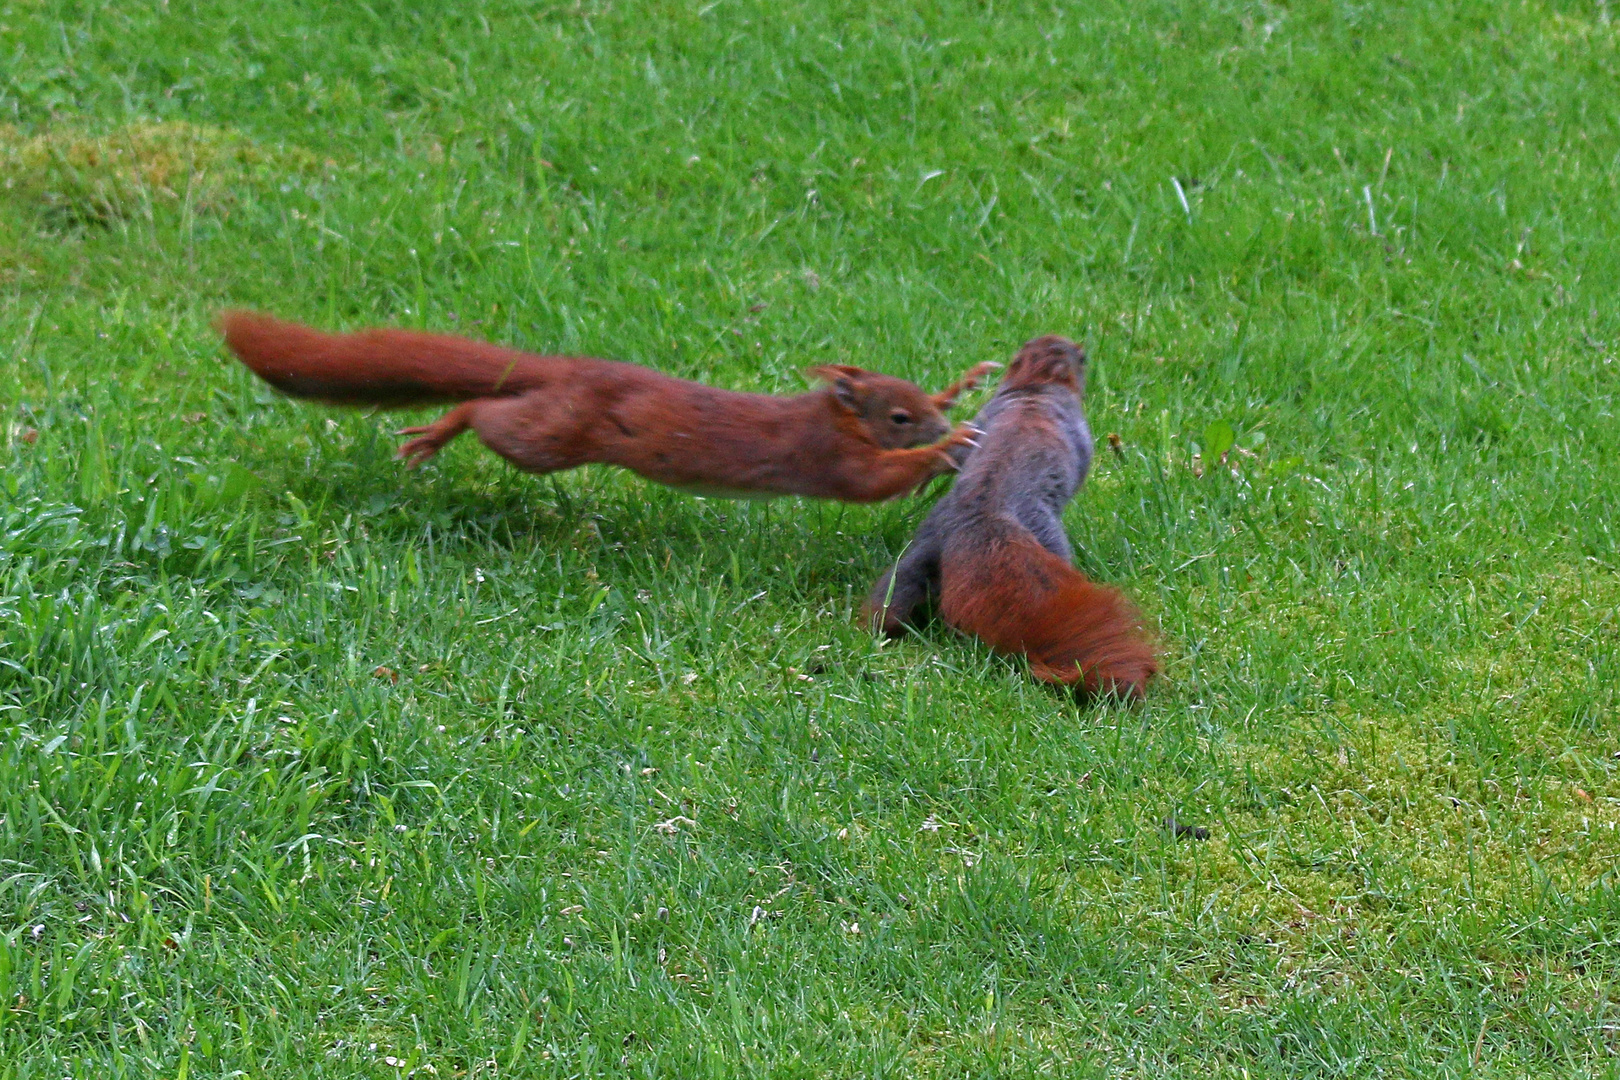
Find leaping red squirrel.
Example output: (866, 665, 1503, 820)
(867, 335, 1157, 698)
(219, 311, 998, 503)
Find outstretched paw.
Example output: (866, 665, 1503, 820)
(932, 361, 1003, 409)
(934, 422, 983, 471)
(957, 361, 1002, 393)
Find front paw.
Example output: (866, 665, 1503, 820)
(933, 361, 1003, 409)
(957, 361, 1002, 393)
(934, 423, 983, 471)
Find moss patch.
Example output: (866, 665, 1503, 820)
(0, 120, 320, 226)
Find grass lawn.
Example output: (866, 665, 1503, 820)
(3, 0, 1619, 1074)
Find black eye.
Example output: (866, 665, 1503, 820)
(889, 410, 913, 424)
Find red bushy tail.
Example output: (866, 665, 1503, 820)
(217, 310, 565, 407)
(940, 530, 1157, 698)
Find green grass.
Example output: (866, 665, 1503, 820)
(2, 0, 1619, 1074)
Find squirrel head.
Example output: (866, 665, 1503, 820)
(808, 364, 953, 448)
(1002, 335, 1086, 394)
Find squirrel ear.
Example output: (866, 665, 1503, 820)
(1010, 336, 1085, 382)
(808, 365, 865, 412)
(830, 376, 861, 412)
(807, 364, 865, 383)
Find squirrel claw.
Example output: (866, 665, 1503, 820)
(933, 424, 981, 473)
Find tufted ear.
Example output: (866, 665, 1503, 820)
(808, 365, 865, 412)
(1007, 336, 1085, 385)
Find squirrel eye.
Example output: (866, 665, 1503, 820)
(889, 410, 913, 424)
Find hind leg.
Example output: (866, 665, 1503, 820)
(865, 515, 946, 635)
(398, 402, 477, 468)
(398, 391, 593, 475)
(461, 389, 594, 475)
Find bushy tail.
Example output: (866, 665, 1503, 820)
(940, 528, 1156, 698)
(218, 310, 564, 407)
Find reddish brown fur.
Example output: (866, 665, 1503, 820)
(866, 335, 1156, 698)
(940, 538, 1157, 698)
(219, 311, 996, 503)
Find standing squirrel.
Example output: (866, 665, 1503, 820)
(219, 311, 998, 503)
(866, 335, 1156, 698)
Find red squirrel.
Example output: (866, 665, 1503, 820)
(219, 311, 999, 502)
(866, 335, 1157, 698)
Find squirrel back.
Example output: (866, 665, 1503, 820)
(868, 336, 1156, 697)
